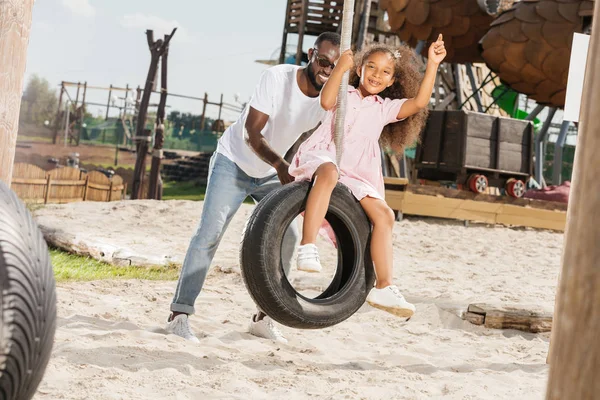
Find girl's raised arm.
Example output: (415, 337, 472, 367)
(320, 50, 355, 110)
(397, 34, 447, 119)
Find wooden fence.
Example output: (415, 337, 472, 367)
(11, 163, 126, 204)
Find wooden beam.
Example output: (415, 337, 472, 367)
(0, 0, 35, 187)
(546, 3, 600, 397)
(465, 303, 553, 333)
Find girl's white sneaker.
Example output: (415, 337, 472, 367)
(296, 243, 322, 273)
(366, 285, 415, 318)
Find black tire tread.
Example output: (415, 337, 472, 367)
(0, 181, 57, 400)
(240, 181, 374, 329)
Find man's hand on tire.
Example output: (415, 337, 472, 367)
(276, 161, 294, 185)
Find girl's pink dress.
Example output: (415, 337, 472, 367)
(290, 87, 407, 201)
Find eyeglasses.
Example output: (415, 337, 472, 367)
(313, 51, 336, 69)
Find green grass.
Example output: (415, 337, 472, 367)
(162, 181, 206, 201)
(162, 181, 254, 204)
(50, 248, 180, 282)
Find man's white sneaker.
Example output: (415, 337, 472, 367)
(366, 285, 416, 318)
(248, 315, 288, 344)
(297, 243, 322, 273)
(165, 314, 200, 343)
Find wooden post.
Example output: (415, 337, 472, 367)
(0, 0, 35, 187)
(74, 81, 81, 108)
(44, 175, 52, 204)
(105, 84, 113, 120)
(546, 2, 600, 397)
(279, 0, 292, 64)
(295, 0, 308, 65)
(83, 176, 89, 201)
(200, 92, 208, 131)
(356, 0, 372, 51)
(77, 81, 87, 145)
(217, 93, 224, 121)
(148, 32, 172, 200)
(53, 83, 65, 144)
(131, 28, 177, 200)
(108, 181, 113, 202)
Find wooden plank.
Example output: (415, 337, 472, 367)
(498, 204, 567, 222)
(52, 197, 85, 204)
(50, 179, 87, 186)
(466, 303, 553, 333)
(11, 178, 47, 185)
(485, 310, 552, 333)
(467, 303, 489, 314)
(394, 190, 566, 230)
(88, 182, 125, 190)
(44, 176, 51, 204)
(383, 177, 409, 186)
(384, 190, 405, 211)
(464, 312, 485, 325)
(83, 176, 89, 201)
(496, 213, 566, 231)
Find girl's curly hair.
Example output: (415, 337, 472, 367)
(349, 43, 429, 153)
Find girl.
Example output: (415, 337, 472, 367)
(289, 35, 447, 318)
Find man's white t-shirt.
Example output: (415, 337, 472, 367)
(217, 64, 325, 178)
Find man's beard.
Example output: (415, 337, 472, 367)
(306, 64, 323, 91)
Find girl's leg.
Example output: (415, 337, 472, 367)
(296, 162, 338, 273)
(301, 162, 338, 245)
(359, 197, 395, 288)
(360, 196, 415, 318)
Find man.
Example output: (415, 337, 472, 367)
(166, 32, 341, 344)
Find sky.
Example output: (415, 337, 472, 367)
(26, 0, 319, 121)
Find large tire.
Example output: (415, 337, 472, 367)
(240, 181, 375, 329)
(0, 181, 57, 400)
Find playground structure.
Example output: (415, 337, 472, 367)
(379, 0, 595, 188)
(51, 81, 241, 149)
(276, 0, 592, 230)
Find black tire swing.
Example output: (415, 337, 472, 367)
(240, 0, 375, 329)
(0, 181, 57, 399)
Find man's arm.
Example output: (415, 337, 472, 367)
(245, 106, 294, 184)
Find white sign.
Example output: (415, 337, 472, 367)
(563, 33, 591, 122)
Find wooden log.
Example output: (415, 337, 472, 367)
(0, 0, 35, 187)
(464, 312, 485, 325)
(485, 310, 552, 333)
(465, 303, 553, 333)
(546, 3, 600, 397)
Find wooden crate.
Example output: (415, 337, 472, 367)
(415, 110, 534, 186)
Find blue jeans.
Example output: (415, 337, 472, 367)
(171, 152, 299, 315)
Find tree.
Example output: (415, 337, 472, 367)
(19, 74, 58, 126)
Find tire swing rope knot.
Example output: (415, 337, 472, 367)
(239, 0, 375, 329)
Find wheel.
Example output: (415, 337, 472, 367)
(0, 181, 57, 399)
(505, 178, 526, 198)
(240, 181, 375, 329)
(468, 174, 488, 194)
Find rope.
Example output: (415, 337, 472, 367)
(334, 0, 355, 166)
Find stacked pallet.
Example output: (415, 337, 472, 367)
(161, 152, 213, 183)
